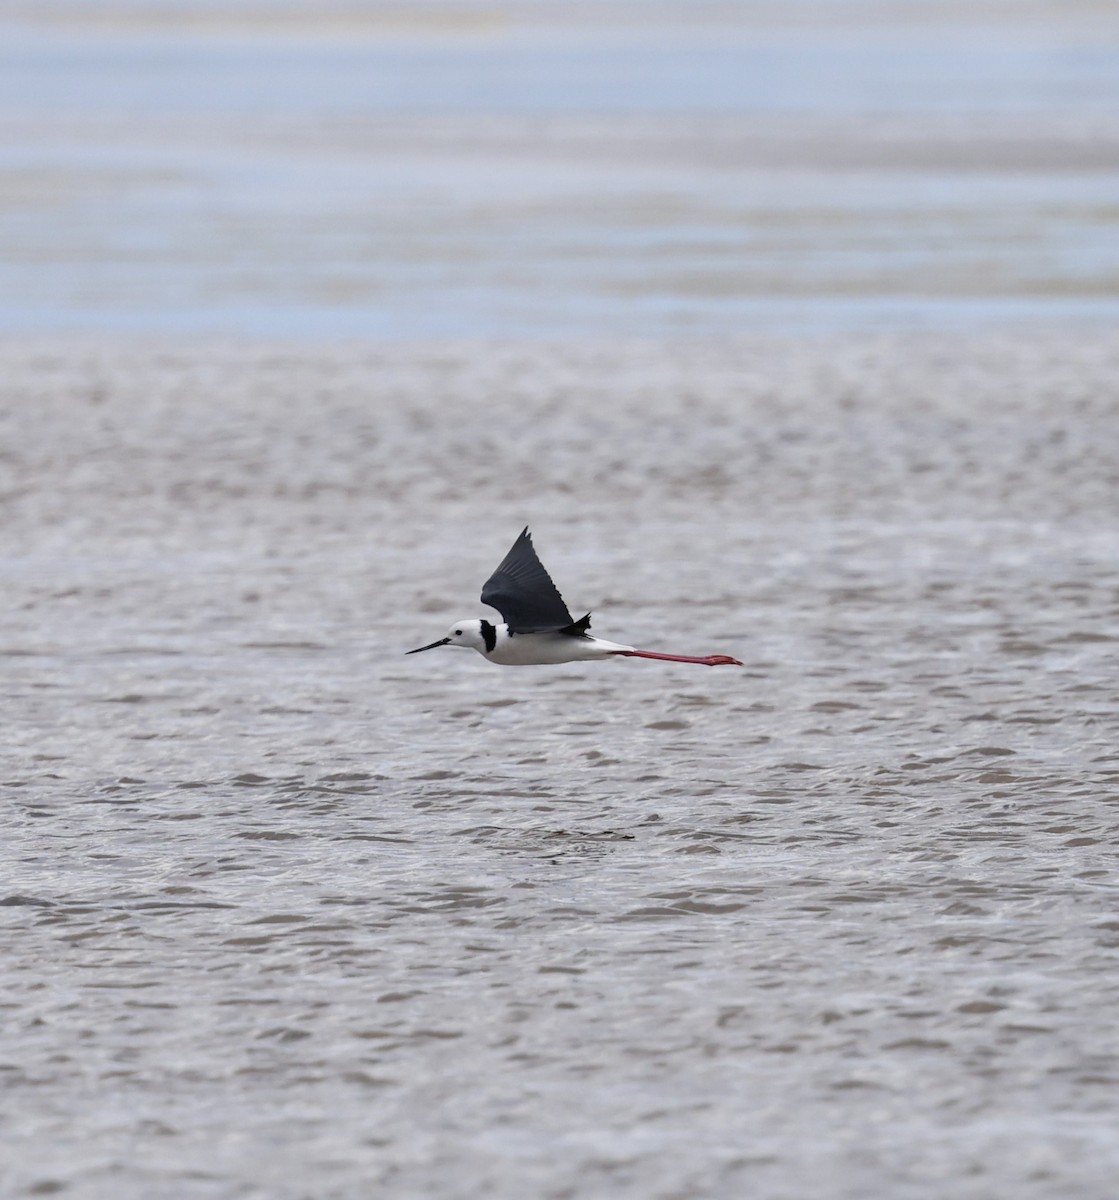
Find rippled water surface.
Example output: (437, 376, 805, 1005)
(3, 335, 1119, 1197)
(5, 2, 1119, 1195)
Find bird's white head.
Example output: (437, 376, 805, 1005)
(406, 618, 491, 656)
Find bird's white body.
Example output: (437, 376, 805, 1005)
(440, 619, 633, 666)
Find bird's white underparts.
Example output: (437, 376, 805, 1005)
(408, 528, 742, 668)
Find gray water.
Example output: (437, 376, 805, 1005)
(4, 2, 1119, 1197)
(2, 0, 1119, 337)
(3, 335, 1119, 1197)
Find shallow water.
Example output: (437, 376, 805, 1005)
(2, 1, 1119, 337)
(5, 3, 1119, 1195)
(3, 334, 1119, 1197)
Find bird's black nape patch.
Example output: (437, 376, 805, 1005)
(479, 619, 497, 653)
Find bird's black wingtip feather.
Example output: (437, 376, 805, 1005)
(559, 613, 592, 637)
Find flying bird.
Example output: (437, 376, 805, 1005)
(407, 527, 742, 667)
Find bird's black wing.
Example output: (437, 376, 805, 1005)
(480, 527, 574, 633)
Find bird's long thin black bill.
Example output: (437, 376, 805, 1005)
(406, 638, 450, 654)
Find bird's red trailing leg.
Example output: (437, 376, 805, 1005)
(613, 649, 743, 667)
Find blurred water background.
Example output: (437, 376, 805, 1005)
(2, 0, 1119, 336)
(4, 4, 1119, 1199)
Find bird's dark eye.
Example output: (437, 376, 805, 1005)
(454, 629, 462, 636)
